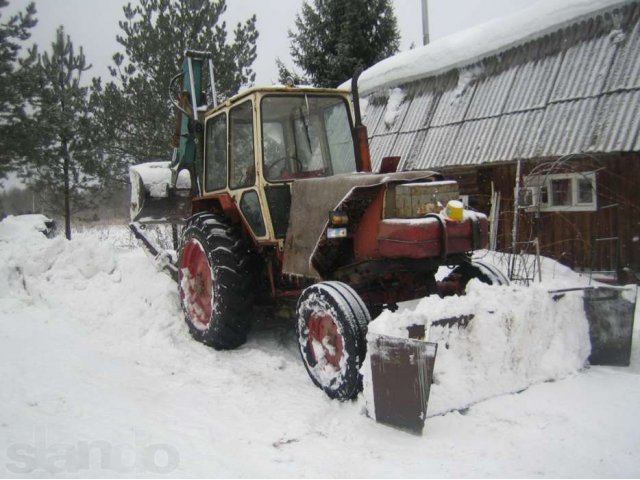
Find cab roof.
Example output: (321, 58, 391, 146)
(207, 85, 352, 115)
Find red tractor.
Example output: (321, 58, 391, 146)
(130, 52, 500, 402)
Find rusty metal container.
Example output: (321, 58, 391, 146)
(584, 286, 637, 366)
(368, 333, 438, 435)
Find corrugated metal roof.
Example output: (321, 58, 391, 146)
(466, 69, 517, 119)
(504, 55, 562, 113)
(604, 13, 640, 90)
(364, 1, 640, 170)
(534, 98, 600, 156)
(588, 89, 640, 151)
(486, 110, 544, 160)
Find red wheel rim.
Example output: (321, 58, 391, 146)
(179, 239, 213, 329)
(308, 311, 344, 369)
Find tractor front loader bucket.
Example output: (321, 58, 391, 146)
(368, 333, 438, 435)
(128, 162, 189, 282)
(129, 162, 192, 225)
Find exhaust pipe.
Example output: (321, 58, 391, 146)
(352, 66, 372, 173)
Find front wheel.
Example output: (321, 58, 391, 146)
(296, 281, 371, 400)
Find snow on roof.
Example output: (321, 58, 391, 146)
(360, 0, 640, 170)
(352, 0, 632, 96)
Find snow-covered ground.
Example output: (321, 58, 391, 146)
(1, 216, 639, 477)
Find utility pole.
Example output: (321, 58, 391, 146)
(421, 0, 430, 45)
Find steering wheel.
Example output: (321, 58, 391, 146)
(266, 156, 302, 179)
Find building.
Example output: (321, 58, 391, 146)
(357, 0, 640, 282)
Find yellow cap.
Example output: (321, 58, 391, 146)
(445, 200, 464, 222)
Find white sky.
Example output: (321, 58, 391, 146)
(4, 0, 534, 85)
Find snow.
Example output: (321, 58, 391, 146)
(1, 220, 639, 477)
(296, 291, 351, 390)
(346, 0, 631, 96)
(365, 275, 592, 416)
(0, 214, 54, 240)
(382, 87, 404, 129)
(129, 162, 191, 200)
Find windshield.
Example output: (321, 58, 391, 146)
(261, 94, 356, 181)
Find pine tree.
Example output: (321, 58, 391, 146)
(0, 0, 37, 180)
(93, 0, 259, 170)
(19, 27, 96, 240)
(289, 0, 400, 88)
(275, 57, 308, 86)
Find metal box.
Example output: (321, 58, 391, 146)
(390, 180, 460, 218)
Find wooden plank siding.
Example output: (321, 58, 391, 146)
(439, 154, 640, 278)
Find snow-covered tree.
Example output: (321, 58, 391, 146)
(288, 0, 400, 87)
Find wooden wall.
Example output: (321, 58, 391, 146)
(441, 154, 640, 280)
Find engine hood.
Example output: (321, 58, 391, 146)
(282, 171, 440, 280)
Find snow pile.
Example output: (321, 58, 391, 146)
(0, 214, 54, 241)
(349, 0, 629, 95)
(0, 219, 184, 360)
(366, 280, 591, 416)
(363, 250, 600, 417)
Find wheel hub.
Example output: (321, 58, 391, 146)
(179, 239, 214, 329)
(308, 311, 344, 369)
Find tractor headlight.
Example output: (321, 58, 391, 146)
(329, 210, 348, 226)
(327, 210, 348, 238)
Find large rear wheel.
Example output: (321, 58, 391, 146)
(178, 212, 254, 350)
(296, 281, 371, 400)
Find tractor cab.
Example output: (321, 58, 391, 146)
(199, 87, 358, 243)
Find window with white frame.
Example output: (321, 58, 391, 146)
(519, 171, 597, 212)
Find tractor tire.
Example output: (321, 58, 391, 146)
(454, 260, 510, 287)
(440, 259, 510, 296)
(178, 212, 254, 350)
(296, 281, 371, 400)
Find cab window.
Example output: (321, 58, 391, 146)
(261, 95, 356, 181)
(204, 113, 227, 191)
(229, 100, 255, 189)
